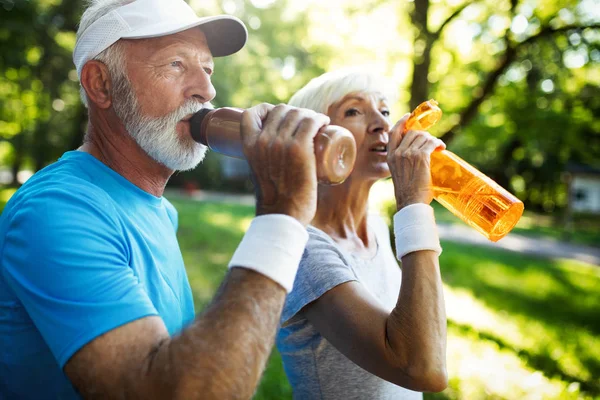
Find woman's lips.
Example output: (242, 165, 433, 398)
(369, 143, 387, 153)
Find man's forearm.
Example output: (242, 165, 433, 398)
(146, 267, 286, 399)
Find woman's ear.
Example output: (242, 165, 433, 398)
(80, 60, 113, 109)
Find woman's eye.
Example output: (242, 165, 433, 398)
(381, 110, 390, 117)
(345, 108, 359, 117)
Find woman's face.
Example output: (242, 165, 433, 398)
(328, 91, 392, 181)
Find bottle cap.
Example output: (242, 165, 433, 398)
(314, 125, 357, 185)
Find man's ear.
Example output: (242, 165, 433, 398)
(80, 61, 113, 109)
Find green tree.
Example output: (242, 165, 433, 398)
(397, 0, 599, 211)
(1, 0, 598, 210)
(0, 0, 84, 184)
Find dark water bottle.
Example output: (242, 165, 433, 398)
(190, 107, 357, 185)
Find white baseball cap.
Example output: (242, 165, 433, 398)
(73, 0, 248, 78)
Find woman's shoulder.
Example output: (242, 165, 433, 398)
(304, 225, 348, 262)
(307, 224, 333, 240)
(281, 225, 358, 326)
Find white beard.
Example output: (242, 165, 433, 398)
(111, 74, 208, 171)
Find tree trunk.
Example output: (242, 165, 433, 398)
(410, 39, 433, 111)
(409, 0, 432, 111)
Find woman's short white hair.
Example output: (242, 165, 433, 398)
(288, 68, 397, 114)
(77, 0, 132, 107)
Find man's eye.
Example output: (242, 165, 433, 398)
(170, 61, 183, 68)
(345, 108, 359, 117)
(381, 110, 390, 117)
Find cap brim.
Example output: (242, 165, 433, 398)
(122, 15, 247, 57)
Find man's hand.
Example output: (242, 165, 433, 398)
(241, 104, 330, 226)
(387, 114, 446, 211)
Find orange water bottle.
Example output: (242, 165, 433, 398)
(406, 100, 524, 242)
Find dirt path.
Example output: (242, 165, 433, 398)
(437, 223, 600, 266)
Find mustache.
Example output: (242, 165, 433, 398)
(153, 100, 206, 125)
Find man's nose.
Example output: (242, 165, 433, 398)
(184, 68, 216, 104)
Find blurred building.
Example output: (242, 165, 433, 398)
(567, 163, 600, 214)
(221, 157, 250, 180)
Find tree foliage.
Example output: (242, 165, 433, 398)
(416, 0, 600, 212)
(1, 0, 84, 184)
(0, 0, 598, 212)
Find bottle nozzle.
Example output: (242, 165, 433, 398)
(405, 99, 443, 132)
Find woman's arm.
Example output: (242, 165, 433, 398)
(303, 114, 448, 392)
(302, 249, 446, 393)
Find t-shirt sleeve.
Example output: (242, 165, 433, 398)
(0, 183, 158, 368)
(281, 228, 357, 326)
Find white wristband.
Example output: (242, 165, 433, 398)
(228, 214, 309, 293)
(393, 203, 442, 260)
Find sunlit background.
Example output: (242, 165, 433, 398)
(1, 0, 599, 398)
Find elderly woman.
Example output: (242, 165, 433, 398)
(276, 69, 448, 399)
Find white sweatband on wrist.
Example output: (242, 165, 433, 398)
(228, 214, 309, 293)
(393, 203, 442, 260)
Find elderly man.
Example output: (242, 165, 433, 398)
(0, 0, 330, 399)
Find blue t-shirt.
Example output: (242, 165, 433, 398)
(0, 151, 195, 399)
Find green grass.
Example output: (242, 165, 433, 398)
(171, 198, 600, 400)
(173, 199, 293, 399)
(436, 242, 600, 400)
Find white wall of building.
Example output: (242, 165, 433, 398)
(572, 175, 600, 214)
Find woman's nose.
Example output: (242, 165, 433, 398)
(368, 112, 391, 134)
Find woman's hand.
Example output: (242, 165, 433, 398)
(387, 114, 446, 211)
